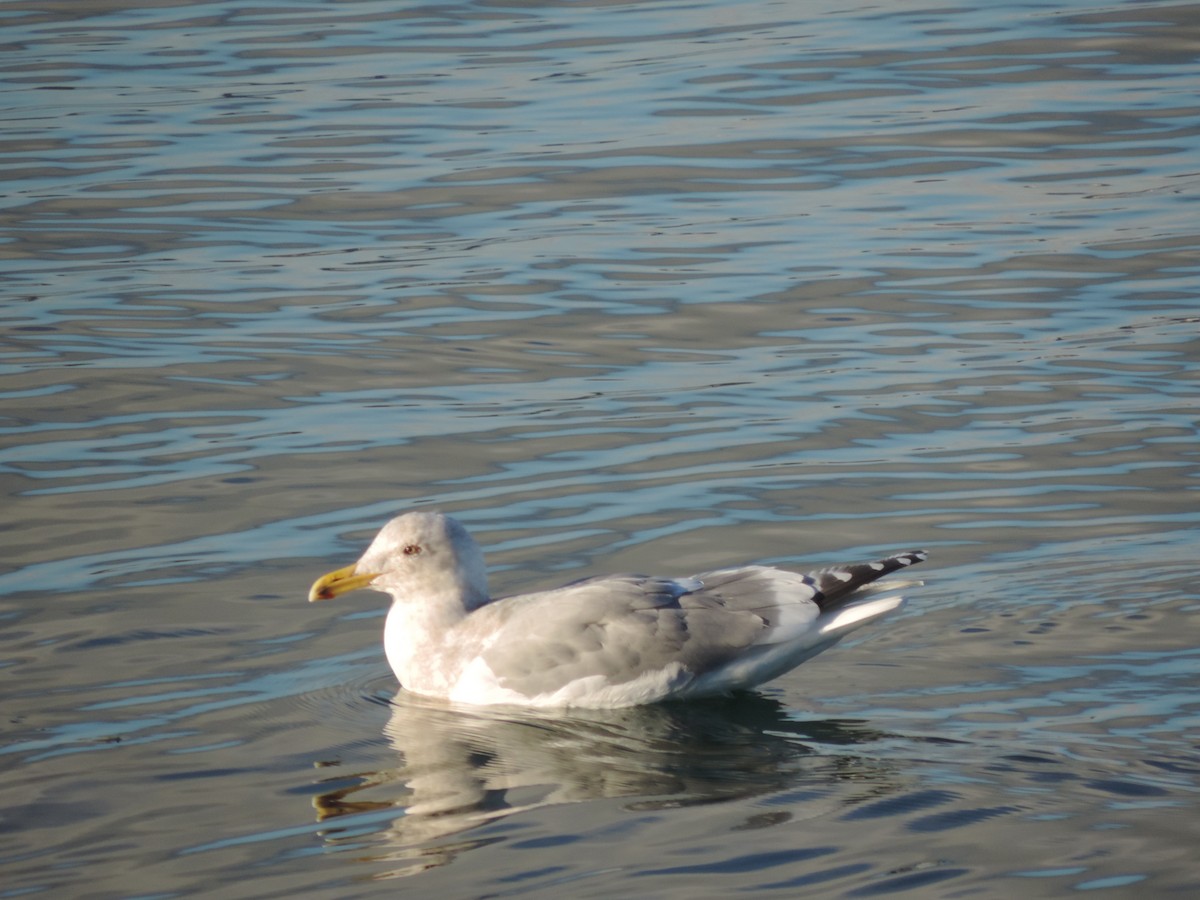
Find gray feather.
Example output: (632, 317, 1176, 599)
(479, 552, 925, 698)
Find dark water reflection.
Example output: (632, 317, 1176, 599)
(312, 693, 908, 876)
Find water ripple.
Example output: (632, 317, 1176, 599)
(3, 0, 1199, 897)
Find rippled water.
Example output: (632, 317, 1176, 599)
(3, 0, 1198, 896)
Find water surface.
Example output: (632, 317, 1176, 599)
(2, 0, 1199, 897)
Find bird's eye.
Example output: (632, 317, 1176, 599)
(403, 544, 421, 556)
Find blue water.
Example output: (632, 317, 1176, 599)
(2, 0, 1199, 896)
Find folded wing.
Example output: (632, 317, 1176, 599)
(468, 551, 925, 707)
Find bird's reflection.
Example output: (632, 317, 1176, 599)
(312, 691, 899, 878)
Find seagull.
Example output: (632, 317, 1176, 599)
(309, 511, 925, 709)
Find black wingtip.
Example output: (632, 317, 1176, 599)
(807, 550, 928, 611)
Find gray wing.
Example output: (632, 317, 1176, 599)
(477, 574, 770, 699)
(475, 553, 926, 700)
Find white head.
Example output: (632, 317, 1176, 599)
(309, 511, 489, 610)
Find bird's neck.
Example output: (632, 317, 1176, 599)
(383, 592, 483, 694)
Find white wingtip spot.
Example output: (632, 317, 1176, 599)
(819, 595, 905, 635)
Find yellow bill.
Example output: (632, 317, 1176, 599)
(309, 563, 379, 602)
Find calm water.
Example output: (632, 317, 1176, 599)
(2, 0, 1199, 896)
